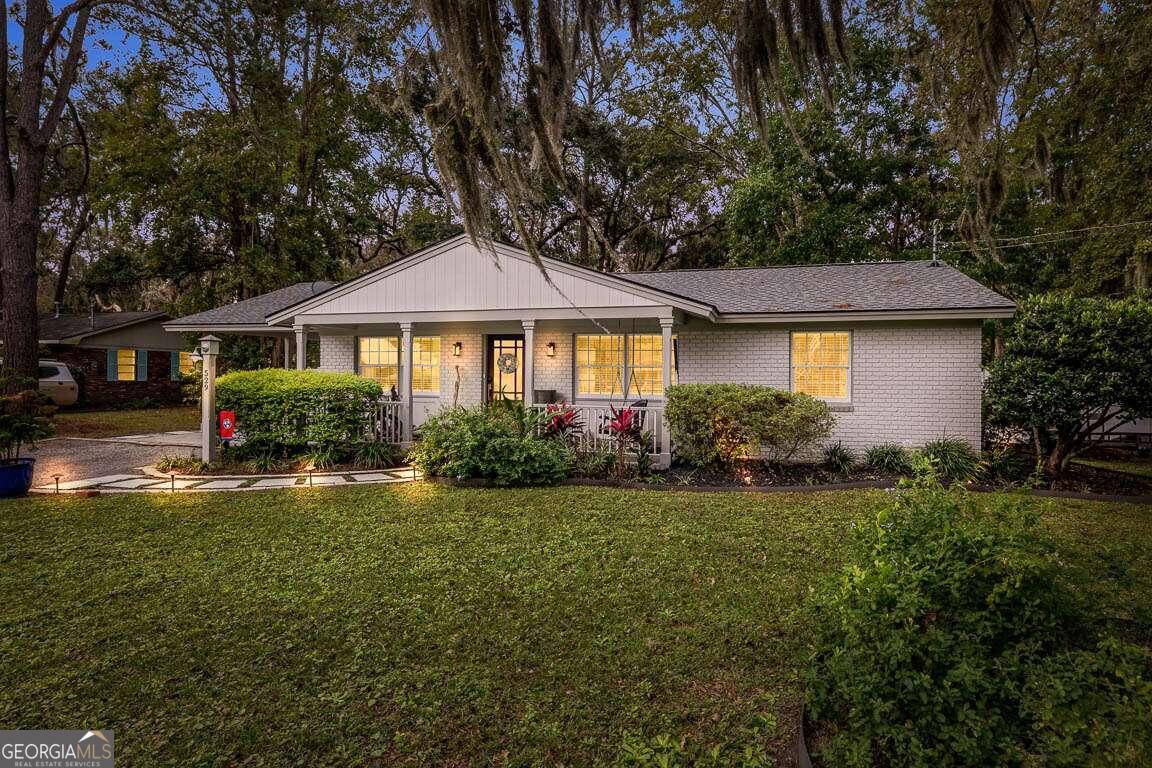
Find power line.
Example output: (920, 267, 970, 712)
(985, 219, 1152, 243)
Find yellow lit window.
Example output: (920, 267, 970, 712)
(575, 334, 624, 396)
(627, 334, 677, 397)
(791, 331, 850, 400)
(412, 336, 440, 394)
(116, 349, 137, 382)
(178, 351, 197, 376)
(358, 337, 400, 389)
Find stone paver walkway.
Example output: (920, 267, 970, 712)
(31, 466, 418, 494)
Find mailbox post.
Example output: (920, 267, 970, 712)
(199, 335, 221, 463)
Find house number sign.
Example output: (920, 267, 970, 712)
(497, 353, 518, 374)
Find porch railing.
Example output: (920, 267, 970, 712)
(369, 399, 406, 445)
(529, 403, 670, 468)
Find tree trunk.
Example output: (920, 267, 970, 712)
(53, 200, 91, 307)
(0, 198, 43, 387)
(1043, 435, 1075, 479)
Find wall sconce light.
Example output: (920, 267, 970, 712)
(545, 342, 556, 357)
(452, 341, 463, 357)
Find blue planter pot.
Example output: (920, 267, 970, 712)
(0, 458, 35, 498)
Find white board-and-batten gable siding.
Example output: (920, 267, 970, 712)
(297, 239, 668, 316)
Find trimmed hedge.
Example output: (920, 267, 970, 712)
(216, 369, 382, 449)
(664, 383, 835, 467)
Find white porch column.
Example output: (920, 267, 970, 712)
(282, 336, 292, 369)
(522, 320, 535, 405)
(659, 317, 674, 467)
(294, 325, 307, 370)
(400, 322, 414, 443)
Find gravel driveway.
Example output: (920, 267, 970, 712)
(28, 432, 201, 488)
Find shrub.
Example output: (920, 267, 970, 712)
(917, 437, 980, 483)
(665, 384, 834, 467)
(863, 443, 913, 475)
(216, 369, 382, 451)
(410, 406, 571, 486)
(822, 442, 856, 474)
(807, 483, 1152, 768)
(985, 294, 1152, 478)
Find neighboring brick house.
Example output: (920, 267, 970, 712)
(170, 235, 1015, 464)
(39, 312, 191, 407)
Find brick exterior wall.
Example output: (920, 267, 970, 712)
(49, 346, 184, 408)
(317, 320, 985, 450)
(317, 336, 355, 374)
(677, 322, 984, 450)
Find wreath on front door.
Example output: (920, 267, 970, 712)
(496, 353, 519, 374)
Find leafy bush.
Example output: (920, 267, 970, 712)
(410, 406, 571, 486)
(863, 443, 913, 475)
(822, 442, 856, 474)
(665, 384, 834, 467)
(917, 437, 980, 483)
(216, 369, 382, 451)
(807, 484, 1152, 768)
(985, 294, 1152, 477)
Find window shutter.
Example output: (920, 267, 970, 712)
(106, 349, 118, 382)
(170, 352, 180, 380)
(135, 350, 148, 381)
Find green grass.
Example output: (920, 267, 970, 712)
(1074, 456, 1152, 480)
(52, 406, 199, 438)
(0, 485, 1148, 766)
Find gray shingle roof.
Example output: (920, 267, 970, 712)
(39, 311, 167, 342)
(167, 282, 337, 327)
(620, 260, 1014, 315)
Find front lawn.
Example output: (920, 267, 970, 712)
(52, 405, 199, 438)
(0, 486, 1148, 766)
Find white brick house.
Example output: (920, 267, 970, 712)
(168, 235, 1014, 465)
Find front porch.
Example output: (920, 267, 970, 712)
(303, 314, 678, 467)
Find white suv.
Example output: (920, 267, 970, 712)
(38, 360, 79, 406)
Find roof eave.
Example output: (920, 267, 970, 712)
(163, 322, 294, 334)
(714, 306, 1016, 323)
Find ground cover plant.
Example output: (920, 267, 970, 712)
(1, 486, 1149, 767)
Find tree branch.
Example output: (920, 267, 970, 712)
(36, 7, 92, 147)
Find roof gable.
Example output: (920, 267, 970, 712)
(271, 236, 710, 322)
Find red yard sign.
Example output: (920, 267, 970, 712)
(219, 410, 236, 440)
